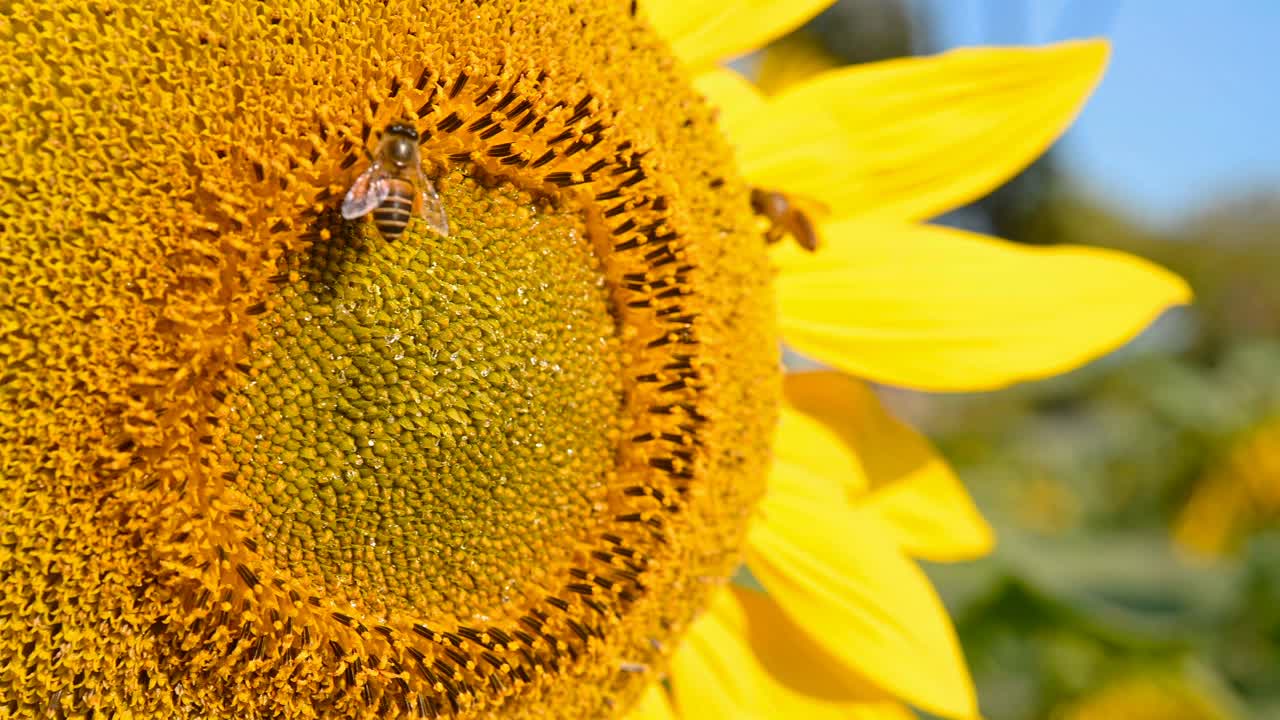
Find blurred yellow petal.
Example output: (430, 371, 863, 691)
(732, 586, 920, 720)
(775, 403, 868, 499)
(747, 480, 976, 718)
(784, 372, 994, 561)
(867, 461, 994, 563)
(770, 40, 1109, 222)
(671, 586, 908, 719)
(756, 31, 843, 95)
(669, 588, 779, 719)
(776, 220, 1192, 391)
(628, 682, 678, 720)
(692, 67, 765, 140)
(694, 67, 849, 194)
(644, 0, 836, 70)
(849, 703, 919, 720)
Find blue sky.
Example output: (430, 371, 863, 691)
(910, 0, 1280, 229)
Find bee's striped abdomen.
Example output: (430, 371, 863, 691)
(372, 177, 416, 240)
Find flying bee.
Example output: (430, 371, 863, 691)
(341, 122, 450, 240)
(750, 188, 826, 252)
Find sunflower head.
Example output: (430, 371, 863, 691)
(0, 1, 778, 716)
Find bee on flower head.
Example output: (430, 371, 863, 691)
(750, 187, 826, 252)
(341, 121, 450, 240)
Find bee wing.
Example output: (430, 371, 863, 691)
(413, 167, 451, 237)
(341, 162, 392, 219)
(790, 193, 831, 222)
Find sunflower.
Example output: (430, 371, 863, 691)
(1176, 416, 1280, 556)
(1049, 665, 1238, 720)
(0, 1, 1184, 719)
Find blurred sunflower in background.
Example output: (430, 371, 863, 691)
(1049, 664, 1239, 720)
(0, 1, 1185, 719)
(1176, 416, 1280, 557)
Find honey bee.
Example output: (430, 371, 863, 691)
(750, 188, 825, 252)
(341, 121, 450, 240)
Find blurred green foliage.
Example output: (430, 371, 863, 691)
(918, 184, 1280, 719)
(881, 171, 1280, 712)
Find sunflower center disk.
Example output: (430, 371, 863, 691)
(222, 176, 622, 622)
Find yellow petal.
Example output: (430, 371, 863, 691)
(694, 67, 849, 194)
(732, 586, 921, 720)
(784, 372, 994, 561)
(643, 0, 836, 70)
(627, 682, 678, 720)
(669, 588, 777, 719)
(776, 220, 1192, 392)
(671, 586, 907, 719)
(769, 40, 1110, 222)
(774, 403, 868, 500)
(849, 704, 919, 720)
(756, 31, 843, 96)
(692, 67, 765, 141)
(747, 481, 977, 718)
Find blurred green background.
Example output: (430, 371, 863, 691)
(756, 2, 1280, 718)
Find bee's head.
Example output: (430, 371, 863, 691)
(749, 188, 788, 218)
(382, 122, 420, 166)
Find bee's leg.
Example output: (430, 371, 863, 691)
(763, 225, 784, 245)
